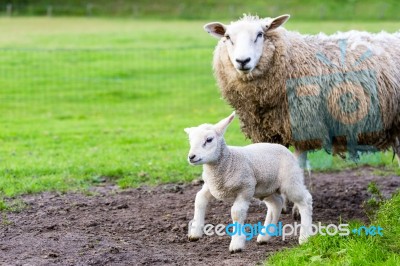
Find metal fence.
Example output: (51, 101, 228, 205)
(0, 46, 215, 117)
(1, 2, 399, 20)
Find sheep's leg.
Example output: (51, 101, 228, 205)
(257, 193, 283, 244)
(188, 183, 213, 241)
(394, 137, 400, 167)
(229, 195, 250, 253)
(293, 191, 313, 244)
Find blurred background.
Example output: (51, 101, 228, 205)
(1, 0, 400, 20)
(0, 0, 400, 197)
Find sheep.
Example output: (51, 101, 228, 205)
(204, 14, 400, 163)
(185, 112, 312, 253)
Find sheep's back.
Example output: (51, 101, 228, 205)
(213, 29, 400, 153)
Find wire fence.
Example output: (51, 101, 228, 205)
(0, 46, 216, 118)
(0, 2, 399, 20)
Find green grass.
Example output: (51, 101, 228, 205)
(0, 18, 400, 198)
(266, 192, 400, 265)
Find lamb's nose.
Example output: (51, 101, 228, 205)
(189, 154, 196, 160)
(236, 57, 251, 67)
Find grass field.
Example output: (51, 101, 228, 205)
(1, 18, 400, 197)
(267, 191, 400, 265)
(0, 17, 399, 265)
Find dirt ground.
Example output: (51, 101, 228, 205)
(0, 167, 399, 266)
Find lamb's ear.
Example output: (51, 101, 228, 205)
(215, 112, 235, 136)
(204, 22, 227, 39)
(184, 128, 193, 135)
(264, 14, 290, 32)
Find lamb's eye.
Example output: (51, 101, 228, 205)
(203, 137, 213, 147)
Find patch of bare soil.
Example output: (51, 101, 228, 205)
(0, 167, 399, 265)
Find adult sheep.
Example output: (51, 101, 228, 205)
(204, 14, 400, 161)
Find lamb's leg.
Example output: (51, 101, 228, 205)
(294, 150, 313, 192)
(281, 194, 288, 213)
(292, 203, 300, 221)
(293, 191, 313, 244)
(257, 193, 283, 244)
(188, 183, 213, 241)
(229, 195, 250, 253)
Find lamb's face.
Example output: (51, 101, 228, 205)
(204, 14, 290, 75)
(184, 125, 220, 165)
(184, 112, 235, 165)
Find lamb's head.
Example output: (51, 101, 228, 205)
(204, 14, 290, 75)
(184, 112, 235, 165)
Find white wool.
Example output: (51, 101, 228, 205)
(185, 113, 313, 252)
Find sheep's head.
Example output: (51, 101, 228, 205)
(184, 112, 235, 165)
(204, 14, 290, 75)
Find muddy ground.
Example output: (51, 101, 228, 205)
(0, 167, 399, 266)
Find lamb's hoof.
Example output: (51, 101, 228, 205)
(229, 236, 246, 253)
(257, 234, 271, 244)
(188, 236, 200, 242)
(230, 248, 242, 254)
(292, 208, 300, 221)
(299, 236, 309, 245)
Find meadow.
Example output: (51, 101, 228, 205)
(1, 18, 400, 197)
(0, 17, 399, 265)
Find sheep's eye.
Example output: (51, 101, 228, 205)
(224, 35, 234, 45)
(255, 32, 263, 42)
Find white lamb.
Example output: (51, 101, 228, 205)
(185, 112, 313, 253)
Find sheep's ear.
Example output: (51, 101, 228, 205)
(204, 22, 227, 39)
(264, 14, 290, 32)
(184, 128, 193, 134)
(215, 112, 235, 136)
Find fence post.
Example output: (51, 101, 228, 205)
(87, 3, 93, 17)
(47, 5, 53, 17)
(228, 5, 235, 19)
(378, 3, 388, 19)
(132, 5, 138, 17)
(6, 3, 12, 16)
(178, 3, 185, 18)
(319, 4, 326, 20)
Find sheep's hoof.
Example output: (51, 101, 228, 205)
(230, 248, 242, 254)
(188, 236, 200, 242)
(256, 240, 268, 245)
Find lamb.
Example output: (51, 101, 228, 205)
(185, 112, 312, 253)
(204, 14, 400, 163)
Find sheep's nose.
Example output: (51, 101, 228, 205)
(188, 154, 196, 161)
(236, 57, 251, 67)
